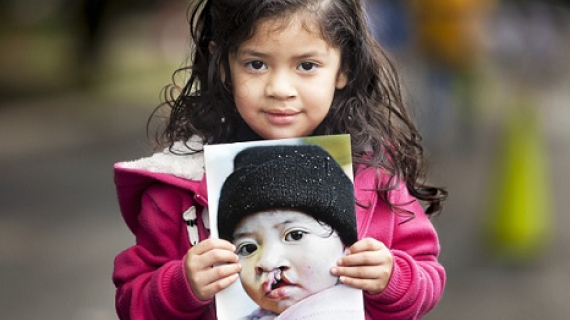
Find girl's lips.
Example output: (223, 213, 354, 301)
(264, 110, 300, 125)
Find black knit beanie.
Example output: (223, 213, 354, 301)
(217, 144, 357, 246)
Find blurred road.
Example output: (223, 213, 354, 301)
(0, 95, 153, 320)
(2, 1, 570, 319)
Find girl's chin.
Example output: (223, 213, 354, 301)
(255, 130, 312, 141)
(247, 123, 314, 140)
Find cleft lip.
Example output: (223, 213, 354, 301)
(262, 271, 276, 295)
(263, 269, 291, 295)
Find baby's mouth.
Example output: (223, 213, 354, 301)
(263, 269, 288, 294)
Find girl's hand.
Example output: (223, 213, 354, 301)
(331, 238, 393, 295)
(184, 238, 241, 300)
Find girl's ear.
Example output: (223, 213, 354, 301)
(335, 69, 348, 90)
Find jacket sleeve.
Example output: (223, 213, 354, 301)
(361, 180, 446, 320)
(112, 184, 215, 320)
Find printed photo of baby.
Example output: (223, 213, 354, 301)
(204, 136, 364, 320)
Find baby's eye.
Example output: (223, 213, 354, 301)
(236, 243, 258, 256)
(297, 62, 317, 72)
(285, 230, 307, 242)
(246, 60, 267, 70)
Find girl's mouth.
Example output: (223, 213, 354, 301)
(264, 110, 299, 125)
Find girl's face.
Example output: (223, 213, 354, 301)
(229, 15, 347, 140)
(233, 210, 345, 314)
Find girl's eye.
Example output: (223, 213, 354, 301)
(297, 62, 317, 72)
(285, 230, 306, 242)
(236, 243, 258, 256)
(246, 60, 266, 70)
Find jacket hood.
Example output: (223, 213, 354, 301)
(114, 139, 208, 234)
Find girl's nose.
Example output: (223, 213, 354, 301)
(265, 70, 296, 100)
(255, 244, 289, 274)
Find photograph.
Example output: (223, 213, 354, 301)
(204, 135, 365, 320)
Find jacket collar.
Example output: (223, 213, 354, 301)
(114, 137, 208, 234)
(117, 137, 205, 181)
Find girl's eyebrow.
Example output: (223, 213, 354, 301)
(236, 49, 269, 58)
(237, 48, 329, 60)
(295, 51, 328, 60)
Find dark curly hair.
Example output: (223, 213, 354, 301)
(149, 0, 447, 216)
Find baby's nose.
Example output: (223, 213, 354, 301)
(255, 245, 289, 274)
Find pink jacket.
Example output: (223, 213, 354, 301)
(113, 142, 445, 320)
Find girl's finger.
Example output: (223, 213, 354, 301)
(187, 248, 239, 271)
(338, 250, 387, 267)
(199, 262, 242, 286)
(333, 265, 390, 280)
(347, 238, 386, 253)
(201, 273, 240, 298)
(204, 248, 240, 265)
(191, 238, 236, 255)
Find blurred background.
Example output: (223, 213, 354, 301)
(1, 0, 569, 319)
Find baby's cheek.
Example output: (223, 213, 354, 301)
(238, 263, 255, 286)
(305, 263, 338, 289)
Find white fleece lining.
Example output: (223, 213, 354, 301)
(118, 138, 205, 181)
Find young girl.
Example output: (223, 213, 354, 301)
(112, 0, 448, 319)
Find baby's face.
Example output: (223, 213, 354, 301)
(233, 210, 345, 314)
